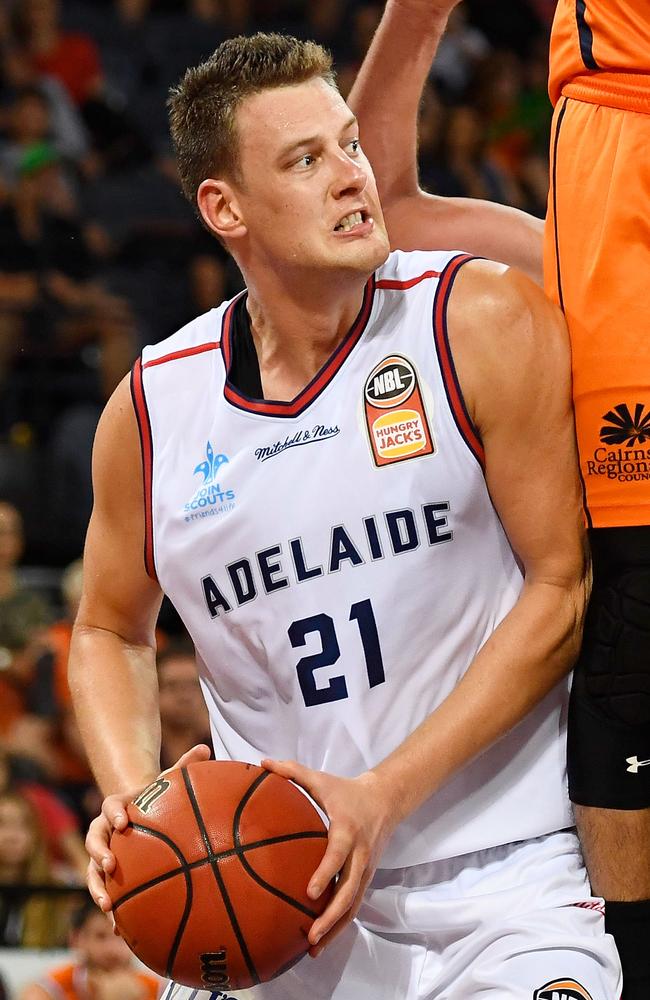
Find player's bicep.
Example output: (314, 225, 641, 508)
(449, 262, 586, 585)
(78, 374, 162, 645)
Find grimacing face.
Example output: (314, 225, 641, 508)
(207, 77, 390, 279)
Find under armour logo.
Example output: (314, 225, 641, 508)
(626, 756, 650, 773)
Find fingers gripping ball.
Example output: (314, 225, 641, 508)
(105, 761, 333, 991)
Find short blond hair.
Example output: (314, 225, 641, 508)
(168, 32, 336, 205)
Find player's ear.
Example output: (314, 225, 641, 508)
(197, 178, 247, 242)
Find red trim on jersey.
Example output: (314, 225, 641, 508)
(142, 341, 220, 369)
(220, 280, 375, 417)
(130, 358, 157, 581)
(375, 269, 441, 290)
(432, 254, 485, 468)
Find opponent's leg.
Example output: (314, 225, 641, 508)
(568, 526, 650, 999)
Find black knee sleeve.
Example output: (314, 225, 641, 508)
(568, 526, 650, 808)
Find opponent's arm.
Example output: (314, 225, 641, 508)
(348, 0, 544, 283)
(68, 376, 209, 907)
(266, 262, 585, 950)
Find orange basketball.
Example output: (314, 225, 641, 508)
(105, 760, 333, 991)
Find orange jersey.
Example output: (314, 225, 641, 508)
(41, 962, 160, 999)
(549, 0, 650, 112)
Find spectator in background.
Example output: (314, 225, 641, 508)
(0, 43, 89, 166)
(27, 559, 99, 830)
(470, 49, 550, 217)
(0, 86, 77, 194)
(417, 84, 522, 207)
(0, 790, 71, 947)
(0, 501, 51, 739)
(12, 0, 102, 107)
(20, 897, 161, 999)
(430, 4, 490, 100)
(157, 642, 213, 771)
(0, 746, 87, 884)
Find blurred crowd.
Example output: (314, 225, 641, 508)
(0, 0, 552, 963)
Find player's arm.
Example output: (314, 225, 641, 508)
(68, 375, 209, 908)
(266, 262, 586, 951)
(372, 261, 587, 810)
(348, 0, 544, 283)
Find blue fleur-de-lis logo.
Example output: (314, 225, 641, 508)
(193, 441, 229, 484)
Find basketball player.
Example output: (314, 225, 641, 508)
(70, 33, 622, 1000)
(350, 2, 650, 997)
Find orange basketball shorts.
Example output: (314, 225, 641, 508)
(544, 96, 650, 528)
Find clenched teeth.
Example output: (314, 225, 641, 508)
(335, 211, 364, 232)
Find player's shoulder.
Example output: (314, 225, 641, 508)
(141, 292, 240, 366)
(449, 258, 567, 352)
(376, 248, 471, 287)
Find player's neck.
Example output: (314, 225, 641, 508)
(244, 272, 369, 401)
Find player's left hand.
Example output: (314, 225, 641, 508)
(261, 758, 398, 956)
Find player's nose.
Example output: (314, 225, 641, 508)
(330, 149, 367, 200)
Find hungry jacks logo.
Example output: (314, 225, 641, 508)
(363, 355, 435, 467)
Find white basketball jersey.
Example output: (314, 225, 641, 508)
(134, 249, 572, 867)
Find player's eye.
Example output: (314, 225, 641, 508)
(347, 138, 361, 155)
(296, 153, 316, 169)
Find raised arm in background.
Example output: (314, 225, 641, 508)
(348, 0, 544, 284)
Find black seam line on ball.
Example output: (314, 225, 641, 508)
(107, 830, 328, 910)
(182, 767, 260, 987)
(110, 822, 193, 980)
(233, 770, 320, 920)
(233, 770, 272, 843)
(111, 823, 192, 912)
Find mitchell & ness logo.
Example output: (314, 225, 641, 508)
(600, 403, 650, 446)
(586, 402, 650, 485)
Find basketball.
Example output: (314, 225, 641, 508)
(105, 760, 333, 991)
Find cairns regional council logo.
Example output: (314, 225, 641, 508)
(363, 354, 435, 467)
(533, 979, 593, 1000)
(183, 441, 236, 523)
(586, 402, 650, 485)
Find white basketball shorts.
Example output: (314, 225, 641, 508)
(159, 829, 621, 1000)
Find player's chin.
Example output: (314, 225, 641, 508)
(330, 235, 389, 272)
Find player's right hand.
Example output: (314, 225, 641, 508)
(85, 743, 211, 911)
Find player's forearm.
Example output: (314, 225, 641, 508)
(349, 0, 451, 201)
(373, 573, 588, 824)
(68, 624, 161, 796)
(386, 194, 544, 285)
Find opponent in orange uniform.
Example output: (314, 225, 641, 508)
(351, 2, 650, 997)
(545, 6, 650, 999)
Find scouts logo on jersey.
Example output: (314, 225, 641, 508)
(363, 355, 434, 467)
(184, 440, 236, 521)
(533, 979, 593, 1000)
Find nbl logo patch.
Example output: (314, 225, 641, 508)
(533, 979, 594, 1000)
(363, 355, 435, 467)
